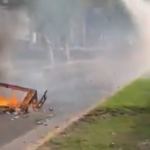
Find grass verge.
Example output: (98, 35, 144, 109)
(39, 78, 150, 150)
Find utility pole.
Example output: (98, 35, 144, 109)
(45, 36, 54, 67)
(66, 42, 70, 63)
(83, 17, 87, 50)
(60, 35, 71, 63)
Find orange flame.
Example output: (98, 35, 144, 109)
(0, 93, 20, 108)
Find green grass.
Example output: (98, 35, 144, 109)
(39, 78, 150, 150)
(102, 78, 150, 108)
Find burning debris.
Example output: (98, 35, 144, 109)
(0, 82, 48, 115)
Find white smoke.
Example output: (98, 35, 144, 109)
(121, 0, 150, 71)
(0, 8, 30, 79)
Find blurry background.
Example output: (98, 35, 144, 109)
(0, 0, 139, 68)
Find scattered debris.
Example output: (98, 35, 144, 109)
(112, 132, 116, 135)
(41, 109, 46, 113)
(109, 130, 116, 135)
(46, 114, 54, 118)
(49, 107, 54, 112)
(10, 118, 14, 121)
(22, 114, 29, 118)
(109, 142, 115, 147)
(45, 118, 50, 122)
(15, 108, 21, 113)
(34, 108, 39, 112)
(43, 122, 48, 126)
(140, 140, 150, 146)
(13, 112, 19, 115)
(0, 107, 13, 114)
(13, 116, 19, 119)
(36, 121, 43, 125)
(55, 126, 59, 129)
(6, 111, 11, 115)
(36, 119, 48, 126)
(138, 140, 150, 150)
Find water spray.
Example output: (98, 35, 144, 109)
(121, 0, 150, 72)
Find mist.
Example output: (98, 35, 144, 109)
(1, 0, 150, 93)
(1, 1, 150, 148)
(0, 7, 29, 80)
(121, 0, 150, 71)
(0, 0, 150, 123)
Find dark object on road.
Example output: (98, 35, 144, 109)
(0, 82, 47, 113)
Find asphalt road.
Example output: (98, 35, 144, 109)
(0, 2, 150, 150)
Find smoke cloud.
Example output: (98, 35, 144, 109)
(0, 7, 29, 79)
(121, 0, 150, 69)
